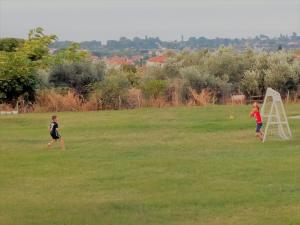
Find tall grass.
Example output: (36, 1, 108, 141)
(29, 87, 216, 113)
(35, 90, 87, 112)
(0, 104, 14, 111)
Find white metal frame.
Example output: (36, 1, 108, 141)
(261, 88, 292, 142)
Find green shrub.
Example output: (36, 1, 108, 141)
(96, 74, 130, 109)
(141, 79, 167, 100)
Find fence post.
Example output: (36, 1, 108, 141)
(137, 94, 141, 108)
(118, 95, 122, 110)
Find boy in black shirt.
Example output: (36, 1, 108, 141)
(48, 115, 65, 150)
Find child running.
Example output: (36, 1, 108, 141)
(48, 115, 65, 150)
(249, 102, 264, 141)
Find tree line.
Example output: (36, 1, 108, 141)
(49, 33, 300, 54)
(0, 28, 299, 112)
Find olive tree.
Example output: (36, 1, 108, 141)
(49, 60, 106, 96)
(241, 70, 260, 96)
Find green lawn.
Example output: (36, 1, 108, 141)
(0, 105, 300, 225)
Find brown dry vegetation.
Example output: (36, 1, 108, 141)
(30, 87, 215, 113)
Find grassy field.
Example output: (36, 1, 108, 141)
(0, 105, 300, 225)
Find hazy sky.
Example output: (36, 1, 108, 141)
(0, 0, 299, 42)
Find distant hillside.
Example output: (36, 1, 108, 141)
(50, 33, 300, 56)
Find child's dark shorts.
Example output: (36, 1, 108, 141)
(50, 132, 61, 140)
(256, 123, 263, 133)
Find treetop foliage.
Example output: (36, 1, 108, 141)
(0, 28, 57, 102)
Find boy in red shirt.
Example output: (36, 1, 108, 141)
(250, 102, 264, 141)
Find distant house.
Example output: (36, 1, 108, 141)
(147, 55, 166, 67)
(91, 55, 100, 62)
(296, 51, 300, 60)
(131, 55, 143, 63)
(105, 56, 133, 69)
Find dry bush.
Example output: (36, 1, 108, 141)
(231, 94, 246, 105)
(127, 88, 142, 108)
(35, 90, 83, 112)
(61, 91, 82, 111)
(34, 90, 103, 112)
(29, 87, 215, 113)
(285, 91, 300, 103)
(0, 104, 14, 111)
(18, 100, 34, 113)
(155, 97, 167, 108)
(165, 79, 183, 106)
(143, 97, 167, 108)
(82, 92, 100, 111)
(35, 90, 61, 112)
(188, 88, 214, 106)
